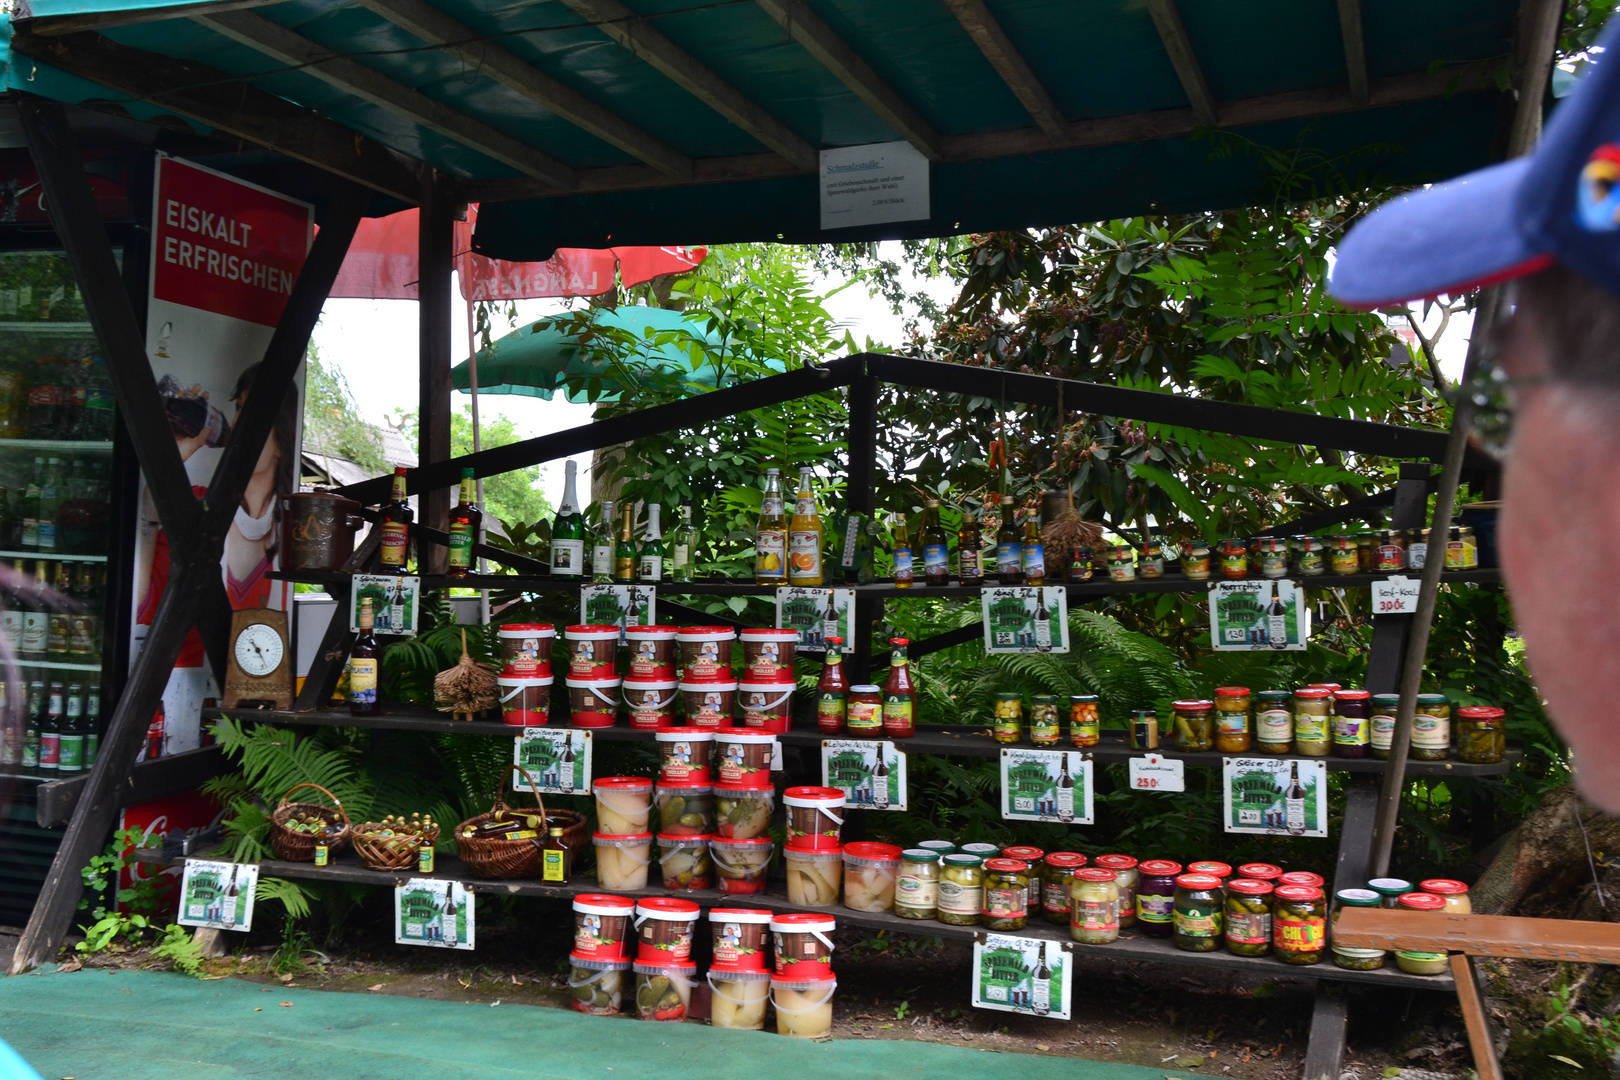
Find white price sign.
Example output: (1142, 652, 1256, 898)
(1128, 754, 1185, 793)
(1372, 576, 1420, 615)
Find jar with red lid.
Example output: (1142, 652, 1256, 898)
(1328, 533, 1359, 575)
(1223, 878, 1274, 957)
(1253, 536, 1289, 579)
(1172, 873, 1224, 951)
(1216, 538, 1249, 580)
(1273, 884, 1326, 964)
(1277, 870, 1324, 889)
(1042, 852, 1087, 925)
(1214, 687, 1251, 753)
(1418, 878, 1471, 914)
(1002, 846, 1045, 905)
(1170, 699, 1215, 752)
(1394, 892, 1449, 974)
(1186, 860, 1231, 880)
(1332, 688, 1372, 758)
(1070, 868, 1121, 944)
(1093, 854, 1140, 928)
(1456, 706, 1506, 764)
(1134, 859, 1182, 937)
(1237, 863, 1282, 881)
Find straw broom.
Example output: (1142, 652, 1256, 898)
(435, 629, 498, 722)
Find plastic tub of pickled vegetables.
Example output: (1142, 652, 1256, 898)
(676, 626, 736, 682)
(708, 968, 771, 1030)
(635, 897, 702, 964)
(591, 832, 652, 891)
(655, 785, 714, 837)
(842, 841, 902, 913)
(708, 907, 773, 972)
(657, 832, 714, 891)
(572, 893, 636, 961)
(655, 727, 714, 785)
(632, 960, 698, 1021)
(593, 776, 653, 834)
(712, 836, 774, 894)
(783, 845, 844, 908)
(714, 783, 775, 839)
(770, 912, 836, 979)
(782, 785, 846, 849)
(715, 731, 777, 788)
(771, 977, 837, 1038)
(568, 954, 631, 1015)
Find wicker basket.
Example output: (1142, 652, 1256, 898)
(455, 765, 553, 879)
(270, 782, 353, 862)
(352, 821, 442, 872)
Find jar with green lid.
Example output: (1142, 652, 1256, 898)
(917, 840, 956, 857)
(1029, 696, 1062, 746)
(1292, 535, 1325, 576)
(1369, 693, 1399, 759)
(1393, 892, 1449, 974)
(1172, 873, 1223, 951)
(981, 858, 1030, 931)
(1292, 688, 1332, 757)
(1069, 695, 1100, 747)
(1223, 878, 1273, 957)
(1331, 888, 1386, 971)
(1412, 694, 1451, 761)
(937, 854, 983, 926)
(993, 693, 1023, 744)
(1366, 877, 1412, 908)
(1043, 852, 1087, 925)
(1273, 885, 1327, 964)
(959, 842, 999, 859)
(1130, 709, 1159, 750)
(895, 849, 940, 920)
(1094, 854, 1139, 927)
(1170, 699, 1215, 752)
(1255, 690, 1293, 753)
(1456, 706, 1506, 764)
(1070, 869, 1121, 944)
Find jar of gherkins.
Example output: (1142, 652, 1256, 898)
(1273, 885, 1327, 964)
(1237, 862, 1282, 883)
(1069, 695, 1100, 747)
(1331, 888, 1386, 971)
(937, 854, 983, 926)
(1029, 696, 1062, 746)
(1369, 693, 1399, 759)
(1172, 873, 1224, 951)
(1070, 869, 1121, 944)
(1214, 686, 1252, 753)
(1412, 693, 1451, 761)
(1003, 846, 1044, 908)
(895, 849, 940, 920)
(993, 693, 1023, 744)
(1170, 700, 1215, 752)
(1094, 854, 1140, 928)
(1366, 877, 1412, 908)
(981, 858, 1030, 930)
(1042, 852, 1087, 925)
(1455, 706, 1506, 764)
(1223, 878, 1274, 957)
(1277, 870, 1324, 890)
(1187, 860, 1232, 881)
(1255, 690, 1293, 753)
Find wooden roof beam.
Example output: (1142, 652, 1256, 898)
(1144, 0, 1217, 128)
(942, 0, 1066, 143)
(194, 9, 578, 188)
(754, 0, 941, 160)
(351, 0, 692, 180)
(1509, 0, 1564, 155)
(8, 26, 420, 203)
(554, 0, 818, 173)
(1337, 0, 1369, 105)
(23, 0, 281, 37)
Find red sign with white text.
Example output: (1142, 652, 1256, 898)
(151, 158, 311, 327)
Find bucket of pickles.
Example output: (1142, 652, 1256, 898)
(712, 836, 775, 894)
(568, 955, 632, 1016)
(657, 833, 713, 891)
(784, 842, 843, 907)
(714, 783, 774, 839)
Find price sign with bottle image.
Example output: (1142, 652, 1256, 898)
(821, 739, 908, 811)
(512, 728, 591, 795)
(580, 584, 656, 639)
(979, 587, 1069, 655)
(999, 749, 1093, 824)
(774, 587, 854, 653)
(1209, 580, 1308, 652)
(177, 860, 259, 931)
(971, 934, 1072, 1020)
(1221, 757, 1328, 837)
(350, 574, 420, 636)
(394, 879, 474, 950)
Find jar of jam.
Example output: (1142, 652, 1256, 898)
(981, 858, 1030, 930)
(1069, 695, 1100, 747)
(1456, 706, 1506, 763)
(1332, 688, 1371, 758)
(1214, 686, 1252, 753)
(1292, 535, 1325, 576)
(1172, 873, 1224, 951)
(1369, 693, 1399, 759)
(1419, 878, 1472, 914)
(1255, 690, 1293, 753)
(1130, 709, 1159, 749)
(1367, 877, 1412, 908)
(1292, 688, 1333, 757)
(1217, 538, 1249, 580)
(1170, 699, 1215, 752)
(1273, 885, 1327, 964)
(1355, 532, 1378, 573)
(1328, 533, 1359, 575)
(1446, 525, 1478, 569)
(1182, 541, 1211, 581)
(1224, 878, 1274, 957)
(1254, 537, 1289, 579)
(1068, 545, 1094, 582)
(1332, 888, 1386, 971)
(1135, 859, 1181, 937)
(1029, 696, 1061, 746)
(992, 692, 1023, 744)
(1070, 868, 1121, 944)
(1106, 543, 1137, 582)
(1394, 892, 1449, 974)
(1094, 854, 1139, 927)
(847, 685, 883, 734)
(1042, 851, 1087, 925)
(1412, 693, 1451, 761)
(1237, 862, 1282, 882)
(1374, 530, 1406, 572)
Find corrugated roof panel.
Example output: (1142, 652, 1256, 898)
(1363, 0, 1518, 81)
(1179, 0, 1347, 102)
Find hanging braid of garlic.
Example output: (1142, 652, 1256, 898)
(435, 628, 498, 722)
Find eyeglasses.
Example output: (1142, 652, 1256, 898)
(1444, 365, 1555, 462)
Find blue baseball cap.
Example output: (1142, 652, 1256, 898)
(1330, 20, 1620, 308)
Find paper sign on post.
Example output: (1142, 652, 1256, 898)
(1221, 757, 1328, 837)
(395, 879, 473, 949)
(1128, 754, 1185, 793)
(821, 739, 907, 810)
(775, 587, 854, 653)
(513, 728, 591, 795)
(580, 585, 655, 639)
(351, 574, 420, 636)
(177, 860, 258, 931)
(820, 140, 930, 231)
(1372, 576, 1421, 615)
(971, 934, 1071, 1020)
(999, 749, 1093, 824)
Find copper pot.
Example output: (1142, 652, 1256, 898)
(280, 490, 364, 572)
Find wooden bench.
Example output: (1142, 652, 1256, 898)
(1333, 907, 1620, 1080)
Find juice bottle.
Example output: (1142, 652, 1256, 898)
(788, 467, 824, 585)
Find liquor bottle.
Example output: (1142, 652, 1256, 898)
(440, 884, 458, 945)
(787, 467, 824, 586)
(0, 356, 22, 440)
(589, 499, 615, 584)
(418, 837, 436, 874)
(882, 637, 914, 738)
(613, 502, 637, 583)
(958, 508, 984, 586)
(70, 563, 100, 659)
(37, 681, 62, 775)
(47, 560, 71, 660)
(83, 683, 100, 769)
(1034, 594, 1053, 652)
(57, 683, 83, 775)
(1055, 755, 1075, 821)
(550, 460, 585, 578)
(0, 564, 21, 655)
(669, 499, 696, 582)
(1285, 761, 1307, 835)
(0, 487, 11, 553)
(872, 746, 891, 809)
(1031, 942, 1052, 1016)
(919, 499, 949, 586)
(542, 825, 571, 883)
(83, 357, 115, 440)
(35, 457, 63, 553)
(349, 597, 380, 717)
(817, 638, 848, 734)
(821, 590, 840, 646)
(59, 361, 85, 439)
(21, 562, 47, 661)
(1267, 581, 1289, 650)
(445, 468, 481, 579)
(1022, 518, 1046, 586)
(389, 576, 406, 633)
(754, 468, 787, 585)
(20, 684, 39, 773)
(0, 682, 16, 770)
(377, 467, 413, 573)
(220, 866, 240, 928)
(995, 497, 1023, 585)
(558, 739, 577, 793)
(639, 503, 664, 583)
(20, 457, 42, 549)
(890, 514, 914, 588)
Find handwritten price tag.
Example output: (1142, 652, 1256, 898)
(1372, 576, 1420, 615)
(1128, 754, 1185, 793)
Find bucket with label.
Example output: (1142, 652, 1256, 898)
(567, 954, 631, 1015)
(715, 731, 776, 788)
(770, 913, 836, 980)
(624, 625, 678, 680)
(771, 977, 837, 1038)
(708, 907, 773, 972)
(498, 623, 555, 677)
(565, 625, 620, 679)
(782, 785, 845, 849)
(654, 784, 713, 837)
(657, 832, 713, 891)
(737, 682, 793, 733)
(567, 677, 621, 728)
(676, 626, 735, 682)
(634, 897, 701, 964)
(592, 832, 652, 891)
(633, 961, 698, 1022)
(593, 776, 652, 834)
(497, 674, 553, 726)
(707, 968, 771, 1030)
(712, 837, 774, 894)
(572, 893, 635, 961)
(842, 841, 902, 913)
(783, 843, 843, 907)
(679, 680, 736, 730)
(655, 728, 713, 785)
(740, 628, 798, 683)
(714, 785, 775, 840)
(623, 678, 678, 731)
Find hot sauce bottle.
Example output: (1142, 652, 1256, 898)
(882, 638, 915, 738)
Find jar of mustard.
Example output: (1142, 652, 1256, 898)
(1419, 878, 1471, 914)
(937, 854, 983, 926)
(895, 849, 940, 920)
(1293, 688, 1333, 757)
(1224, 878, 1273, 957)
(1412, 693, 1451, 761)
(1172, 873, 1224, 951)
(1328, 534, 1359, 575)
(1042, 851, 1087, 925)
(1029, 696, 1061, 746)
(1256, 690, 1293, 753)
(1171, 699, 1215, 752)
(993, 692, 1023, 745)
(1217, 538, 1249, 580)
(1106, 544, 1137, 582)
(1394, 892, 1449, 974)
(1095, 854, 1139, 928)
(1182, 541, 1212, 581)
(981, 858, 1030, 930)
(1139, 538, 1166, 579)
(1130, 709, 1159, 750)
(1293, 535, 1325, 576)
(1273, 884, 1327, 964)
(1369, 693, 1399, 759)
(1331, 888, 1386, 971)
(1214, 686, 1252, 753)
(1070, 868, 1121, 944)
(1254, 536, 1289, 579)
(1456, 706, 1506, 764)
(1069, 695, 1100, 747)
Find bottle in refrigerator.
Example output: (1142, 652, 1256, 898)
(0, 563, 21, 653)
(57, 683, 84, 775)
(26, 356, 61, 439)
(83, 683, 100, 769)
(20, 457, 42, 549)
(20, 685, 39, 772)
(36, 457, 63, 552)
(144, 701, 165, 760)
(59, 359, 86, 439)
(0, 355, 24, 439)
(37, 682, 62, 775)
(82, 357, 115, 440)
(20, 562, 47, 660)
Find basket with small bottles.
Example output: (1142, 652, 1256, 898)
(352, 812, 440, 872)
(269, 782, 352, 862)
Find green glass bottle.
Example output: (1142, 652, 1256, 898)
(639, 503, 665, 583)
(549, 459, 585, 578)
(613, 502, 637, 583)
(590, 499, 615, 584)
(669, 499, 697, 582)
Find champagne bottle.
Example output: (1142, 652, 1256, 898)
(613, 502, 637, 583)
(550, 460, 585, 578)
(639, 503, 664, 583)
(669, 499, 697, 582)
(754, 469, 787, 584)
(788, 467, 824, 586)
(590, 499, 615, 584)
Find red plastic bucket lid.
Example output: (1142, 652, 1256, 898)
(626, 626, 678, 637)
(636, 897, 701, 919)
(566, 625, 623, 637)
(782, 786, 845, 804)
(573, 894, 636, 914)
(770, 913, 836, 932)
(842, 842, 902, 863)
(499, 623, 554, 633)
(677, 626, 737, 638)
(594, 776, 654, 791)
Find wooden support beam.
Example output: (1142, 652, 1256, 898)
(942, 0, 1067, 142)
(9, 28, 419, 204)
(194, 10, 577, 189)
(35, 746, 231, 829)
(1509, 0, 1564, 156)
(1337, 0, 1369, 105)
(350, 0, 693, 180)
(753, 0, 941, 160)
(1143, 0, 1217, 127)
(417, 168, 454, 576)
(1452, 954, 1504, 1080)
(554, 0, 819, 173)
(24, 0, 282, 36)
(1335, 908, 1620, 965)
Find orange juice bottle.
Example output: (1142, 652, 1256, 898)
(788, 466, 824, 586)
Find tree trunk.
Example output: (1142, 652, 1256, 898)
(1470, 784, 1620, 921)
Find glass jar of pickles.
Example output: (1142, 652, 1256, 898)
(1293, 535, 1325, 576)
(1254, 537, 1289, 578)
(1106, 544, 1137, 582)
(1331, 888, 1386, 971)
(1293, 688, 1332, 757)
(1170, 699, 1215, 752)
(1070, 868, 1121, 944)
(1333, 688, 1371, 759)
(981, 858, 1030, 930)
(1135, 859, 1181, 937)
(895, 849, 940, 920)
(1273, 885, 1327, 964)
(1456, 706, 1506, 764)
(1094, 854, 1139, 928)
(1003, 846, 1044, 908)
(1182, 541, 1211, 581)
(1367, 877, 1412, 908)
(1172, 873, 1224, 951)
(1224, 878, 1273, 957)
(1069, 695, 1100, 747)
(1412, 694, 1451, 761)
(1214, 687, 1252, 753)
(1256, 690, 1293, 753)
(1139, 538, 1166, 579)
(937, 854, 983, 926)
(1394, 892, 1449, 974)
(1278, 870, 1324, 890)
(1042, 852, 1087, 925)
(1029, 696, 1061, 746)
(1328, 534, 1359, 575)
(993, 693, 1023, 744)
(1217, 538, 1249, 580)
(1130, 709, 1159, 750)
(1419, 878, 1471, 914)
(1237, 862, 1282, 884)
(1369, 693, 1399, 759)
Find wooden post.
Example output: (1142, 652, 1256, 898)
(1363, 462, 1432, 695)
(845, 369, 877, 683)
(417, 167, 454, 574)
